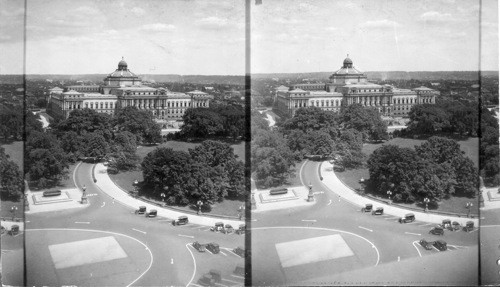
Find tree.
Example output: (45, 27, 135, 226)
(407, 104, 450, 134)
(25, 131, 69, 187)
(55, 108, 113, 142)
(81, 132, 109, 158)
(338, 104, 387, 141)
(281, 107, 337, 134)
(142, 148, 194, 205)
(113, 106, 161, 144)
(0, 147, 23, 200)
(180, 108, 224, 138)
(251, 129, 295, 187)
(251, 110, 270, 133)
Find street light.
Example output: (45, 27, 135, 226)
(423, 197, 430, 212)
(10, 206, 18, 221)
(197, 200, 203, 215)
(466, 202, 473, 218)
(387, 190, 392, 201)
(133, 180, 139, 197)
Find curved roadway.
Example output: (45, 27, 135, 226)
(251, 160, 479, 285)
(25, 163, 244, 286)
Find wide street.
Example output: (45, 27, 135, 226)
(23, 162, 245, 287)
(251, 160, 480, 286)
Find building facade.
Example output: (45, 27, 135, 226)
(47, 58, 213, 127)
(275, 56, 438, 117)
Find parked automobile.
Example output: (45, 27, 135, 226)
(172, 215, 189, 226)
(463, 221, 474, 232)
(211, 222, 225, 232)
(192, 241, 206, 252)
(198, 270, 221, 286)
(145, 209, 157, 218)
(441, 219, 452, 230)
(236, 224, 246, 235)
(429, 226, 444, 236)
(372, 207, 384, 215)
(224, 224, 234, 234)
(419, 239, 434, 250)
(135, 206, 146, 215)
(361, 204, 373, 212)
(233, 246, 245, 257)
(399, 213, 415, 223)
(234, 265, 245, 276)
(433, 240, 447, 251)
(9, 225, 19, 236)
(452, 221, 461, 231)
(206, 243, 220, 254)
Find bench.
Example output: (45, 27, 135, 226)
(269, 188, 288, 196)
(43, 190, 62, 197)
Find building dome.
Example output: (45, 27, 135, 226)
(118, 57, 127, 70)
(343, 54, 353, 68)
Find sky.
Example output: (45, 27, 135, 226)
(0, 0, 245, 75)
(252, 0, 499, 73)
(0, 0, 497, 75)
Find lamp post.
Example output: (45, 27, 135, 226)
(10, 206, 18, 221)
(359, 178, 365, 193)
(81, 184, 88, 204)
(133, 180, 139, 197)
(307, 181, 314, 202)
(466, 202, 473, 218)
(160, 192, 166, 206)
(387, 190, 392, 201)
(423, 197, 430, 212)
(197, 200, 203, 215)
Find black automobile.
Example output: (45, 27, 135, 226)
(452, 221, 461, 231)
(419, 239, 434, 250)
(145, 209, 157, 218)
(433, 240, 447, 251)
(361, 204, 373, 212)
(236, 224, 246, 235)
(211, 222, 225, 232)
(135, 206, 146, 215)
(372, 207, 384, 215)
(233, 246, 245, 257)
(192, 241, 206, 252)
(172, 215, 189, 226)
(224, 224, 234, 234)
(399, 213, 415, 223)
(206, 243, 220, 254)
(234, 265, 245, 276)
(198, 270, 221, 286)
(463, 221, 474, 232)
(441, 219, 452, 230)
(429, 226, 444, 236)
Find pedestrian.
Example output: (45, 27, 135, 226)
(338, 194, 341, 202)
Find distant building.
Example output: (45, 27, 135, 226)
(47, 58, 213, 127)
(275, 55, 439, 117)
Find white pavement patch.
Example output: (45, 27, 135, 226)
(275, 234, 354, 268)
(48, 236, 127, 269)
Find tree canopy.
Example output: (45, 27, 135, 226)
(113, 106, 162, 144)
(0, 147, 23, 200)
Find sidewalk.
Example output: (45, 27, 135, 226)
(93, 163, 244, 227)
(481, 186, 500, 210)
(321, 161, 479, 226)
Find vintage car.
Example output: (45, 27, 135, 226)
(236, 224, 246, 235)
(463, 221, 474, 232)
(135, 206, 146, 215)
(145, 209, 157, 218)
(233, 246, 245, 257)
(452, 221, 461, 231)
(361, 204, 373, 213)
(372, 207, 384, 215)
(211, 222, 225, 232)
(172, 215, 189, 226)
(198, 270, 221, 286)
(433, 240, 448, 251)
(206, 243, 220, 254)
(441, 219, 452, 230)
(419, 239, 434, 250)
(399, 213, 415, 224)
(429, 226, 444, 236)
(192, 241, 206, 252)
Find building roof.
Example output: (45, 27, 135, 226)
(275, 85, 289, 91)
(333, 66, 364, 75)
(413, 86, 435, 91)
(107, 69, 139, 78)
(289, 88, 307, 93)
(63, 90, 81, 95)
(343, 83, 382, 89)
(309, 91, 343, 97)
(186, 90, 208, 95)
(49, 87, 63, 91)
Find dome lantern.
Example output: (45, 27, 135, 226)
(118, 57, 128, 70)
(343, 54, 353, 68)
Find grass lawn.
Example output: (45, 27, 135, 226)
(336, 136, 480, 215)
(109, 140, 245, 217)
